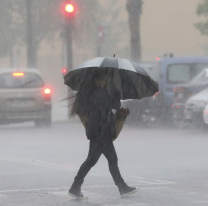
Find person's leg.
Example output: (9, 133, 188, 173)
(102, 141, 125, 187)
(69, 140, 102, 195)
(102, 140, 139, 196)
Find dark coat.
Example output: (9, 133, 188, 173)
(84, 85, 121, 141)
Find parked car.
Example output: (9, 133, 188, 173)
(142, 55, 208, 127)
(121, 55, 208, 127)
(0, 69, 52, 127)
(137, 92, 163, 128)
(184, 88, 208, 128)
(172, 68, 208, 127)
(203, 104, 208, 125)
(121, 92, 162, 127)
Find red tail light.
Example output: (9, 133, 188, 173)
(43, 88, 51, 101)
(13, 72, 24, 77)
(44, 88, 51, 94)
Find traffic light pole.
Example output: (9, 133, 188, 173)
(61, 1, 76, 117)
(64, 19, 74, 116)
(65, 20, 73, 72)
(97, 24, 104, 57)
(97, 42, 101, 57)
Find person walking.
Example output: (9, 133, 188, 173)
(68, 70, 139, 199)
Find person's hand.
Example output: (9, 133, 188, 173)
(117, 107, 130, 116)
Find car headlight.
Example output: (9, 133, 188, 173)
(194, 101, 206, 108)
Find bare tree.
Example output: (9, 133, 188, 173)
(0, 0, 19, 65)
(126, 0, 142, 62)
(1, 0, 98, 68)
(26, 0, 37, 68)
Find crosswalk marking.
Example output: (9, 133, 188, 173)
(194, 201, 208, 204)
(0, 156, 76, 171)
(0, 185, 170, 194)
(0, 156, 177, 186)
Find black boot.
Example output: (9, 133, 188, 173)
(68, 184, 87, 199)
(118, 183, 140, 198)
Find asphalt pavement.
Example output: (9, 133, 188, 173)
(0, 122, 208, 206)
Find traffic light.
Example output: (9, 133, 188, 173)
(61, 67, 68, 75)
(61, 1, 77, 18)
(65, 4, 74, 13)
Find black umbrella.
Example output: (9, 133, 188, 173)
(64, 57, 158, 100)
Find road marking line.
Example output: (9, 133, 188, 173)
(47, 191, 69, 196)
(0, 156, 76, 171)
(48, 190, 104, 197)
(90, 172, 176, 185)
(104, 204, 149, 206)
(141, 187, 168, 190)
(122, 175, 176, 185)
(121, 204, 148, 206)
(194, 201, 208, 204)
(0, 187, 68, 193)
(0, 156, 176, 186)
(0, 185, 169, 194)
(0, 186, 116, 193)
(51, 190, 142, 200)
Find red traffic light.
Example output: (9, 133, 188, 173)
(62, 68, 68, 74)
(65, 4, 74, 13)
(61, 1, 77, 18)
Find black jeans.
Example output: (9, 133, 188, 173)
(72, 138, 125, 188)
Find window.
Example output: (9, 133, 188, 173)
(194, 63, 208, 74)
(190, 69, 208, 84)
(167, 64, 191, 84)
(167, 63, 208, 84)
(0, 73, 44, 89)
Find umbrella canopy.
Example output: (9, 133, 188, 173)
(64, 57, 158, 100)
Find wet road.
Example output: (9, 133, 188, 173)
(0, 121, 208, 206)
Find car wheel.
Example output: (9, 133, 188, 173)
(173, 117, 187, 129)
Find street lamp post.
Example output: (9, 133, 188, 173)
(61, 1, 77, 72)
(61, 1, 77, 116)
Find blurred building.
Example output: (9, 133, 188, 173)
(0, 0, 208, 101)
(141, 0, 208, 61)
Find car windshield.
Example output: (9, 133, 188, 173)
(190, 69, 208, 84)
(167, 63, 208, 84)
(0, 72, 44, 89)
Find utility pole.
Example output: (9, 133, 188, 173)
(97, 24, 103, 57)
(61, 1, 77, 73)
(61, 1, 77, 116)
(65, 17, 73, 73)
(26, 0, 37, 68)
(96, 23, 108, 57)
(127, 0, 143, 63)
